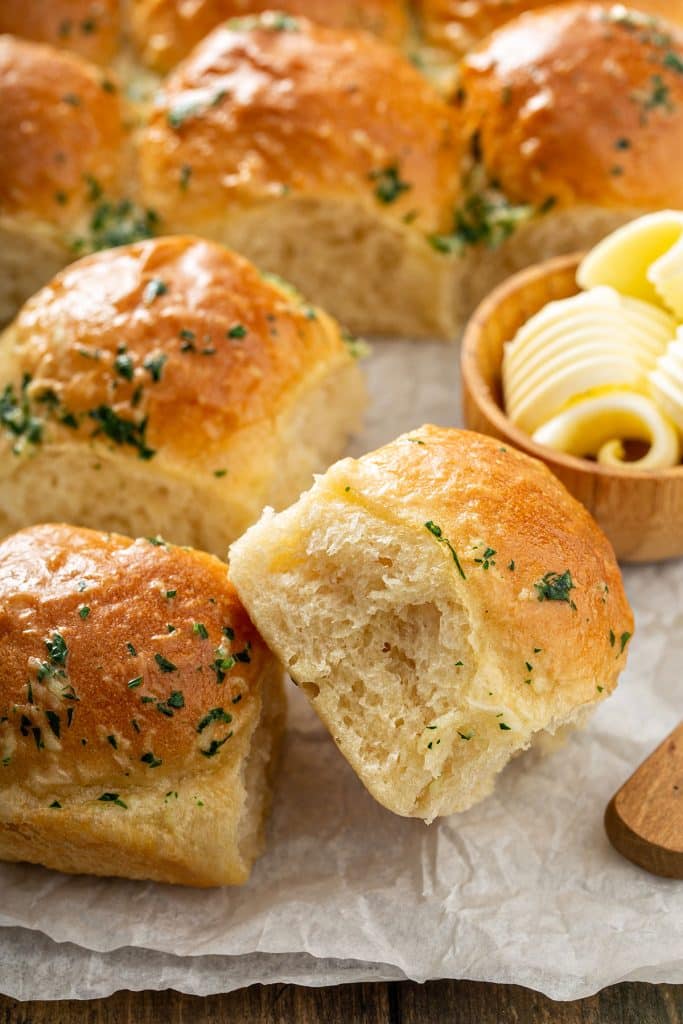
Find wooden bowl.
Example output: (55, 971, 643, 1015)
(461, 253, 683, 563)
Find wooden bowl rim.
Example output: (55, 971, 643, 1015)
(461, 252, 683, 483)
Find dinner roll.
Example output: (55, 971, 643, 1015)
(0, 236, 365, 553)
(138, 14, 464, 338)
(230, 426, 633, 822)
(418, 0, 683, 65)
(0, 36, 131, 325)
(454, 3, 683, 315)
(0, 0, 121, 66)
(0, 523, 285, 886)
(130, 0, 412, 74)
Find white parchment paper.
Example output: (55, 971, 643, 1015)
(0, 340, 681, 1001)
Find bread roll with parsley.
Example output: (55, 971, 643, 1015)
(0, 235, 366, 552)
(229, 426, 633, 822)
(0, 0, 121, 66)
(452, 3, 683, 316)
(417, 0, 683, 66)
(0, 523, 285, 886)
(130, 1, 411, 74)
(138, 14, 464, 338)
(0, 36, 131, 325)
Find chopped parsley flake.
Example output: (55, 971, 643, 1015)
(107, 734, 118, 749)
(154, 653, 178, 673)
(369, 164, 411, 204)
(98, 792, 128, 808)
(0, 378, 44, 450)
(499, 722, 511, 731)
(429, 190, 534, 253)
(128, 677, 143, 688)
(77, 200, 158, 252)
(45, 710, 61, 739)
(424, 521, 466, 579)
(474, 547, 496, 570)
(143, 352, 167, 381)
(620, 631, 632, 654)
(113, 351, 135, 380)
(141, 752, 162, 768)
(193, 622, 209, 639)
(45, 631, 68, 666)
(227, 324, 247, 339)
(79, 605, 90, 619)
(201, 734, 232, 757)
(88, 405, 155, 460)
(197, 707, 232, 733)
(534, 571, 576, 607)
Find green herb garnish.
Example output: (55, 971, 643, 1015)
(424, 521, 466, 579)
(369, 164, 411, 204)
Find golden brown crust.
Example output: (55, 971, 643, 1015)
(130, 0, 411, 73)
(138, 16, 462, 235)
(0, 36, 126, 228)
(419, 0, 683, 59)
(1, 235, 356, 472)
(0, 524, 271, 791)
(336, 425, 634, 701)
(459, 3, 683, 208)
(0, 0, 120, 66)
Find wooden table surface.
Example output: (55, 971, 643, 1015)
(0, 981, 681, 1022)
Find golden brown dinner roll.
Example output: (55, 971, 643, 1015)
(0, 523, 285, 886)
(0, 36, 133, 325)
(0, 235, 366, 552)
(451, 3, 683, 313)
(417, 0, 683, 64)
(230, 426, 633, 822)
(129, 0, 412, 74)
(138, 14, 464, 338)
(0, 0, 121, 66)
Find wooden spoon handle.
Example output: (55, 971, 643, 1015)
(605, 722, 683, 878)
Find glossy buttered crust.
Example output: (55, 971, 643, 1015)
(0, 0, 121, 66)
(418, 0, 683, 58)
(0, 524, 284, 885)
(130, 0, 412, 73)
(0, 36, 126, 226)
(1, 235, 356, 473)
(459, 3, 683, 208)
(139, 16, 462, 235)
(348, 426, 634, 697)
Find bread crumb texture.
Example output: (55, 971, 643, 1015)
(230, 426, 633, 822)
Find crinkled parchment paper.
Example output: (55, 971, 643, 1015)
(0, 340, 681, 1001)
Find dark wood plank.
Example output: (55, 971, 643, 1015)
(0, 981, 681, 1023)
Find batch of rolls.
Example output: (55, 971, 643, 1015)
(5, 0, 682, 886)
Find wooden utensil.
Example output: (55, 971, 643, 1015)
(461, 253, 683, 562)
(604, 722, 683, 878)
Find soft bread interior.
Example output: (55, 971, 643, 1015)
(230, 496, 600, 822)
(0, 360, 366, 555)
(169, 196, 462, 339)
